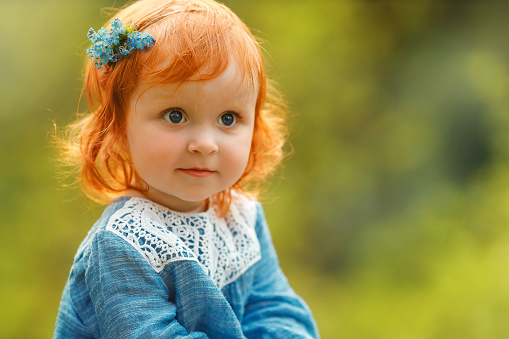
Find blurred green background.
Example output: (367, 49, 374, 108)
(2, 0, 509, 337)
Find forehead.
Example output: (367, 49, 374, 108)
(135, 61, 258, 103)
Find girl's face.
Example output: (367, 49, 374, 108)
(126, 62, 257, 212)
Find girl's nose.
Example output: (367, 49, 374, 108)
(188, 128, 218, 155)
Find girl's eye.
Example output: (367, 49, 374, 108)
(219, 112, 237, 126)
(162, 109, 186, 124)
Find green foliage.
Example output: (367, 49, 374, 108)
(2, 0, 509, 337)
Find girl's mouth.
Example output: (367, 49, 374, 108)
(178, 168, 216, 178)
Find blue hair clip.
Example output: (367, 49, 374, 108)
(86, 18, 156, 69)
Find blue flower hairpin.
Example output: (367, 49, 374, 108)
(86, 18, 156, 69)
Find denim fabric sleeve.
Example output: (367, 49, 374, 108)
(86, 229, 209, 338)
(242, 204, 319, 339)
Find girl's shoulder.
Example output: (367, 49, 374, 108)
(226, 191, 261, 230)
(74, 196, 133, 258)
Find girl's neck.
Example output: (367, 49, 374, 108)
(121, 189, 208, 213)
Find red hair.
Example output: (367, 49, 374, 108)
(60, 0, 287, 216)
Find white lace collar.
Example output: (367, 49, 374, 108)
(106, 195, 261, 290)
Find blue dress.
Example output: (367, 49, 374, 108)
(53, 195, 319, 338)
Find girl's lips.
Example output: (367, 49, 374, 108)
(178, 168, 216, 178)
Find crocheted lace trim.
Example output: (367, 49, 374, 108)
(106, 196, 261, 289)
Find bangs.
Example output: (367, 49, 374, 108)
(115, 0, 264, 91)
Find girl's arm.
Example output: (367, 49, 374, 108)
(84, 230, 214, 338)
(242, 204, 320, 339)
